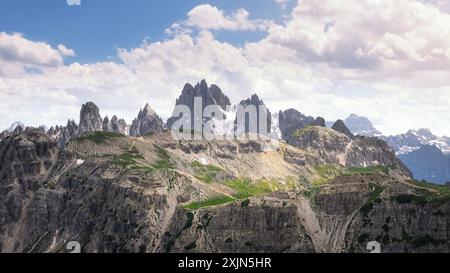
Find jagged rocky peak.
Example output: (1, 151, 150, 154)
(66, 119, 78, 136)
(130, 103, 165, 136)
(54, 119, 79, 149)
(344, 113, 382, 137)
(279, 108, 315, 140)
(384, 128, 450, 156)
(179, 80, 230, 109)
(103, 115, 128, 135)
(77, 101, 103, 136)
(7, 121, 25, 132)
(409, 128, 436, 140)
(310, 117, 326, 127)
(166, 80, 231, 128)
(239, 94, 264, 107)
(237, 94, 272, 134)
(331, 119, 354, 138)
(102, 116, 111, 132)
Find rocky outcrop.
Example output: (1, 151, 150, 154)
(236, 94, 272, 135)
(129, 103, 165, 136)
(310, 117, 326, 127)
(57, 120, 79, 149)
(332, 120, 353, 138)
(0, 130, 9, 141)
(288, 126, 411, 177)
(103, 116, 128, 135)
(166, 80, 231, 130)
(279, 109, 315, 141)
(77, 102, 103, 136)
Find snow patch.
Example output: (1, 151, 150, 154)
(199, 157, 208, 165)
(76, 159, 85, 166)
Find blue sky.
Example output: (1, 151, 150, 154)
(1, 0, 450, 136)
(0, 0, 287, 63)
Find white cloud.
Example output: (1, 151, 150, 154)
(67, 0, 81, 6)
(265, 0, 450, 86)
(168, 4, 274, 33)
(1, 1, 450, 137)
(57, 44, 76, 57)
(0, 32, 74, 77)
(275, 0, 289, 9)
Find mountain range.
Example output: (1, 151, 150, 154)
(342, 114, 450, 184)
(1, 80, 449, 253)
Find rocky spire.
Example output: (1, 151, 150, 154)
(66, 119, 78, 136)
(77, 102, 103, 136)
(56, 119, 79, 149)
(102, 116, 111, 132)
(129, 103, 165, 136)
(237, 94, 272, 135)
(331, 119, 354, 138)
(166, 80, 231, 129)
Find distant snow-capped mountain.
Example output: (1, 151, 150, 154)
(384, 129, 450, 155)
(343, 114, 450, 184)
(344, 114, 383, 137)
(399, 145, 450, 185)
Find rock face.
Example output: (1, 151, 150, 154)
(57, 120, 79, 149)
(161, 175, 449, 253)
(166, 80, 231, 130)
(103, 116, 128, 135)
(288, 126, 411, 178)
(0, 130, 9, 141)
(344, 114, 382, 137)
(399, 145, 450, 184)
(0, 129, 447, 253)
(236, 94, 272, 135)
(310, 117, 326, 127)
(331, 119, 353, 138)
(77, 102, 103, 136)
(129, 103, 165, 136)
(279, 109, 314, 140)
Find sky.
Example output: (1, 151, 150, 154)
(0, 0, 450, 136)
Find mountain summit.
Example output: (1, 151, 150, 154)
(344, 114, 382, 137)
(166, 80, 231, 129)
(130, 103, 165, 136)
(77, 102, 103, 136)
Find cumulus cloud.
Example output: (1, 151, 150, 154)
(265, 0, 450, 86)
(168, 4, 274, 33)
(0, 32, 74, 77)
(1, 1, 450, 137)
(66, 0, 81, 6)
(57, 44, 76, 57)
